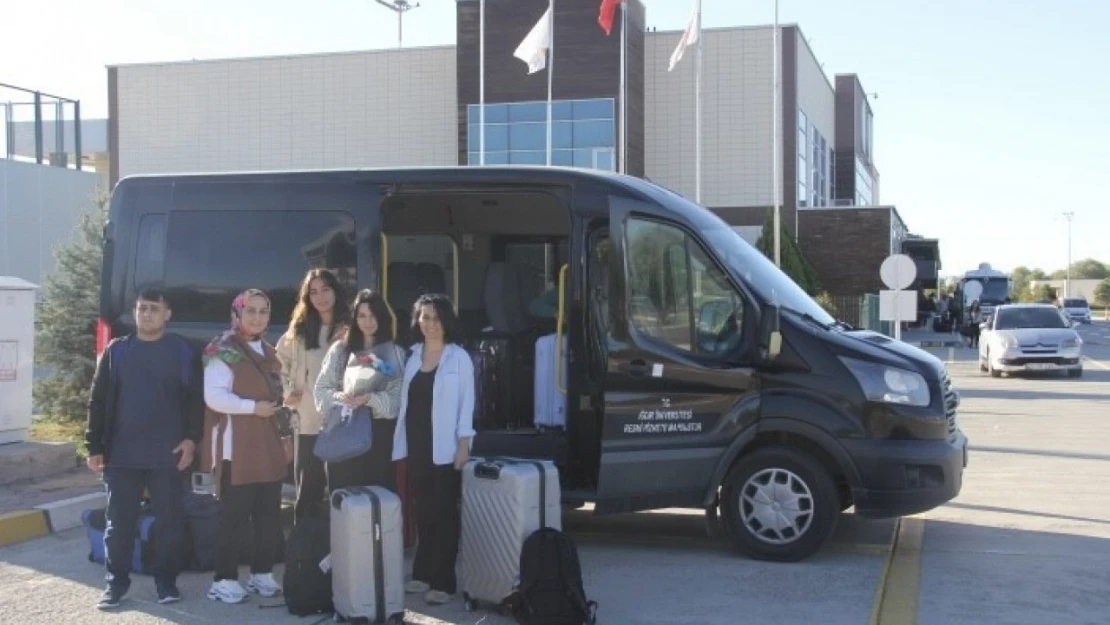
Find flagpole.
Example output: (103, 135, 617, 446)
(546, 0, 554, 166)
(479, 0, 486, 166)
(695, 0, 702, 204)
(772, 0, 781, 266)
(619, 1, 627, 173)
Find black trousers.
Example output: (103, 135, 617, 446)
(410, 461, 462, 594)
(326, 419, 397, 493)
(103, 466, 184, 589)
(214, 461, 282, 581)
(294, 434, 327, 522)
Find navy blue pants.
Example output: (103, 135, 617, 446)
(103, 466, 185, 589)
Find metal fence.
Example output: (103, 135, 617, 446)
(827, 293, 892, 335)
(0, 83, 83, 169)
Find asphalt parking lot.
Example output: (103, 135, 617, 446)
(2, 323, 1108, 625)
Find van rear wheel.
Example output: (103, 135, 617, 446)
(719, 447, 839, 562)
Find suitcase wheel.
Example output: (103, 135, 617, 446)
(463, 593, 475, 612)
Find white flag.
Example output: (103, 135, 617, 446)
(668, 0, 701, 72)
(514, 6, 553, 74)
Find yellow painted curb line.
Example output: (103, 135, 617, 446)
(870, 517, 925, 625)
(0, 510, 51, 547)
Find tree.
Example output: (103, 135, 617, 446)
(33, 195, 107, 421)
(1051, 259, 1109, 281)
(1010, 266, 1047, 301)
(1095, 279, 1110, 307)
(754, 214, 823, 296)
(1034, 284, 1057, 303)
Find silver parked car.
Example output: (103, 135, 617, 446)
(978, 304, 1083, 378)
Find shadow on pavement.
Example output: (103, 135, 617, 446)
(943, 502, 1110, 526)
(969, 445, 1110, 463)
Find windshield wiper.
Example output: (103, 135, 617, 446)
(782, 307, 832, 331)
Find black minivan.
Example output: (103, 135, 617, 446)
(98, 166, 967, 562)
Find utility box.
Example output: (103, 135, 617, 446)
(0, 277, 38, 445)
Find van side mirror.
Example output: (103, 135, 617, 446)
(758, 303, 782, 361)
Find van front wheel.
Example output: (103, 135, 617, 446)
(719, 447, 839, 562)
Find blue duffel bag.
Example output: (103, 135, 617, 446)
(82, 507, 156, 574)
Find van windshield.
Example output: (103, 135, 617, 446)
(1062, 298, 1088, 308)
(701, 226, 836, 326)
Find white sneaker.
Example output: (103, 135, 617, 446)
(246, 573, 281, 598)
(207, 580, 248, 604)
(405, 580, 430, 594)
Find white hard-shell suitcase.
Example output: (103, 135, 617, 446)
(330, 486, 405, 624)
(460, 457, 562, 612)
(533, 334, 567, 428)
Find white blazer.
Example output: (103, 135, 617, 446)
(392, 343, 476, 466)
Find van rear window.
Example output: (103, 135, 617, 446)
(162, 210, 356, 323)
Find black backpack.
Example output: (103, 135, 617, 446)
(281, 513, 333, 616)
(512, 527, 598, 625)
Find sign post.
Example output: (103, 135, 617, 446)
(879, 254, 917, 341)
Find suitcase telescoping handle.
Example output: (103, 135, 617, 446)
(472, 457, 548, 529)
(474, 459, 504, 480)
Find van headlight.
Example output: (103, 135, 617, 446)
(839, 357, 931, 407)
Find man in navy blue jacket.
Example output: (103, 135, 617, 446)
(85, 288, 204, 609)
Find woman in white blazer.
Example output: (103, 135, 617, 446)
(392, 293, 475, 606)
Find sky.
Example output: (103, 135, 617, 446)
(3, 0, 1108, 277)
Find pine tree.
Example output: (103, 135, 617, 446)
(754, 213, 823, 296)
(33, 195, 107, 421)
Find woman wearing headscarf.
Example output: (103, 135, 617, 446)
(200, 289, 293, 605)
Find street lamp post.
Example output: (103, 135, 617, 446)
(374, 0, 420, 48)
(1062, 211, 1074, 298)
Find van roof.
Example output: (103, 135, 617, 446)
(113, 166, 716, 224)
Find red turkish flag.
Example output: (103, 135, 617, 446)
(598, 0, 623, 35)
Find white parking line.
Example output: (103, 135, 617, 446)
(1083, 357, 1110, 371)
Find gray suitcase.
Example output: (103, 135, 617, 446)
(330, 486, 405, 624)
(460, 457, 562, 611)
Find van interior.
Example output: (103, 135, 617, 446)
(380, 189, 595, 490)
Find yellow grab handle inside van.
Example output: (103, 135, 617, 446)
(381, 233, 397, 338)
(556, 263, 568, 395)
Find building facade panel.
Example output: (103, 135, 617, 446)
(798, 207, 893, 296)
(795, 35, 835, 209)
(645, 27, 777, 211)
(113, 47, 457, 182)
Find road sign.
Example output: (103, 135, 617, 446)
(880, 254, 917, 291)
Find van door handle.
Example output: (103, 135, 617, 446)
(620, 359, 650, 377)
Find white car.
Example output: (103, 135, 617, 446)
(1060, 297, 1092, 324)
(978, 304, 1083, 378)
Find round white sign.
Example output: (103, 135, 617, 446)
(963, 280, 983, 303)
(880, 254, 917, 291)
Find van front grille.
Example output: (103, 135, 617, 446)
(941, 369, 959, 443)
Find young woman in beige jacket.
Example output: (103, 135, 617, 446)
(276, 269, 350, 523)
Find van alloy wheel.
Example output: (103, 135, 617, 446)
(719, 447, 838, 562)
(739, 468, 814, 545)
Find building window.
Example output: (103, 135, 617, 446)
(855, 155, 875, 205)
(467, 98, 616, 171)
(808, 130, 828, 207)
(797, 109, 808, 208)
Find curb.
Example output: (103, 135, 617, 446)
(0, 492, 106, 548)
(0, 510, 51, 547)
(36, 492, 107, 532)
